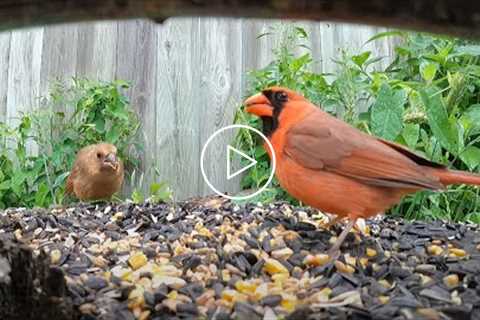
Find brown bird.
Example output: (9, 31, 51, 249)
(65, 143, 124, 201)
(244, 86, 480, 255)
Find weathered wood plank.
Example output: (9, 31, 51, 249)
(5, 28, 43, 155)
(0, 31, 11, 124)
(76, 21, 118, 80)
(116, 19, 157, 195)
(6, 28, 44, 125)
(196, 18, 244, 197)
(5, 27, 43, 141)
(155, 18, 199, 200)
(40, 24, 78, 96)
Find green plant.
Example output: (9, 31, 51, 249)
(130, 163, 173, 204)
(131, 182, 173, 204)
(234, 27, 480, 222)
(0, 78, 142, 209)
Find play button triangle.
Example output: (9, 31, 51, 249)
(226, 145, 258, 180)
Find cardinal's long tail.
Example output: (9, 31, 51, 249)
(436, 169, 480, 186)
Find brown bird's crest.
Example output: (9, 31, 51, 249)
(65, 143, 124, 201)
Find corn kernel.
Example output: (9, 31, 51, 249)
(281, 294, 297, 312)
(344, 254, 357, 266)
(335, 261, 355, 274)
(427, 245, 443, 256)
(50, 249, 62, 264)
(366, 248, 377, 257)
(127, 287, 145, 309)
(443, 274, 459, 288)
(419, 274, 433, 286)
(272, 272, 289, 286)
(449, 248, 467, 257)
(128, 252, 148, 270)
(303, 254, 330, 267)
(378, 295, 390, 304)
(167, 290, 177, 300)
(264, 258, 289, 275)
(359, 257, 369, 268)
(235, 280, 257, 295)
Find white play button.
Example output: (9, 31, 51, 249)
(226, 145, 258, 180)
(200, 124, 276, 201)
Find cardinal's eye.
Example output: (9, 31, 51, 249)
(275, 91, 288, 102)
(97, 153, 101, 159)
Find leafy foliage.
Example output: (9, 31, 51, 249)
(0, 79, 142, 209)
(131, 182, 173, 204)
(234, 28, 480, 222)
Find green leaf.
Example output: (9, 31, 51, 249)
(291, 53, 311, 72)
(460, 146, 480, 170)
(294, 27, 308, 39)
(358, 111, 371, 122)
(114, 79, 130, 89)
(254, 145, 266, 158)
(11, 171, 27, 188)
(454, 45, 480, 56)
(53, 171, 71, 188)
(460, 104, 480, 135)
(467, 212, 480, 224)
(365, 30, 406, 44)
(131, 189, 144, 204)
(420, 61, 438, 82)
(106, 126, 121, 144)
(402, 123, 420, 149)
(420, 88, 459, 154)
(0, 180, 11, 191)
(149, 182, 172, 203)
(370, 84, 406, 141)
(352, 51, 371, 67)
(94, 117, 105, 133)
(150, 182, 163, 194)
(35, 183, 49, 207)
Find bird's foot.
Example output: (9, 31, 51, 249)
(327, 218, 356, 259)
(327, 248, 341, 260)
(322, 215, 343, 230)
(353, 218, 369, 236)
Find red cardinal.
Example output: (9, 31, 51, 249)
(244, 86, 480, 255)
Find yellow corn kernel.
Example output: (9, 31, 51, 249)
(128, 252, 148, 270)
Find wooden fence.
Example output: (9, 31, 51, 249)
(0, 18, 399, 200)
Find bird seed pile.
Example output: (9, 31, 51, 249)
(1, 197, 480, 320)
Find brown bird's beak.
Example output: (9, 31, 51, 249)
(104, 153, 118, 170)
(244, 92, 274, 117)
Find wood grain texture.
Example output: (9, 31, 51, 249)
(6, 28, 43, 155)
(0, 18, 399, 200)
(116, 19, 157, 195)
(0, 31, 11, 123)
(76, 21, 118, 80)
(155, 18, 198, 200)
(6, 28, 43, 127)
(40, 24, 78, 96)
(196, 18, 244, 197)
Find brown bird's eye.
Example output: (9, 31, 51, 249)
(275, 91, 288, 102)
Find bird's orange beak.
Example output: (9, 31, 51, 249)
(244, 92, 274, 117)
